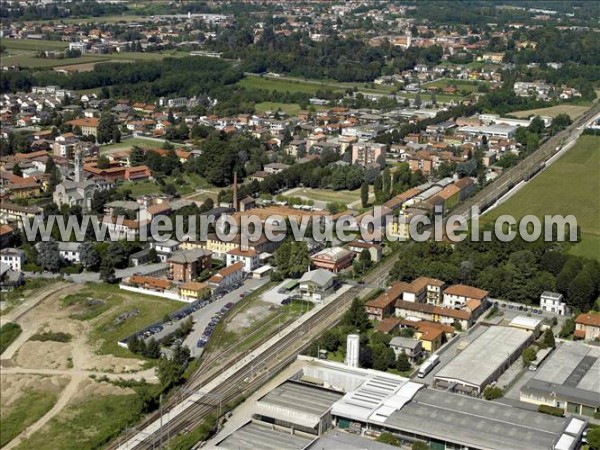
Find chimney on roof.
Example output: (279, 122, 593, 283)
(233, 172, 238, 212)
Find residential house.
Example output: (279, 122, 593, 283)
(65, 117, 100, 138)
(298, 269, 336, 302)
(389, 336, 422, 363)
(540, 292, 569, 316)
(208, 261, 244, 293)
(226, 247, 260, 272)
(179, 281, 211, 301)
(0, 248, 24, 271)
(168, 249, 212, 282)
(151, 239, 180, 262)
(365, 282, 409, 321)
(443, 284, 489, 309)
(346, 239, 382, 263)
(574, 313, 600, 341)
(58, 241, 81, 263)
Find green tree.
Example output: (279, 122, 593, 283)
(12, 163, 22, 176)
(100, 259, 116, 283)
(587, 427, 600, 450)
(396, 351, 412, 372)
(412, 442, 429, 450)
(483, 386, 503, 400)
(37, 240, 61, 272)
(97, 155, 110, 169)
(522, 347, 537, 366)
(341, 298, 371, 332)
(79, 241, 100, 271)
(543, 328, 555, 349)
(377, 432, 401, 446)
(567, 270, 595, 311)
(360, 182, 369, 208)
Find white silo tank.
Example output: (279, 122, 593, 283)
(346, 334, 360, 368)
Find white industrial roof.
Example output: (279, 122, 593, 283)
(435, 326, 532, 389)
(509, 315, 542, 329)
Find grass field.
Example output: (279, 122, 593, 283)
(1, 37, 190, 68)
(15, 393, 142, 450)
(238, 76, 336, 95)
(255, 102, 303, 116)
(0, 322, 22, 355)
(72, 283, 181, 358)
(101, 137, 165, 154)
(484, 135, 600, 260)
(423, 78, 488, 94)
(291, 187, 363, 205)
(0, 38, 68, 51)
(510, 104, 591, 120)
(1, 390, 58, 447)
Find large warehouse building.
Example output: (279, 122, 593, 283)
(434, 325, 533, 395)
(521, 342, 600, 417)
(216, 358, 585, 450)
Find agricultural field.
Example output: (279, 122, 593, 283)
(510, 104, 591, 120)
(484, 135, 600, 261)
(0, 38, 69, 51)
(238, 75, 336, 95)
(423, 78, 489, 94)
(1, 37, 190, 69)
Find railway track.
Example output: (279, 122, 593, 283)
(451, 104, 600, 221)
(114, 256, 398, 450)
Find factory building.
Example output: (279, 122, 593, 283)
(520, 342, 600, 417)
(216, 358, 585, 450)
(434, 325, 533, 395)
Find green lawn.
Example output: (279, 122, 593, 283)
(15, 394, 143, 450)
(423, 78, 488, 94)
(1, 52, 108, 68)
(484, 135, 600, 259)
(117, 172, 213, 198)
(0, 322, 22, 355)
(1, 390, 58, 447)
(0, 38, 68, 51)
(255, 102, 304, 116)
(71, 283, 181, 358)
(101, 138, 164, 154)
(238, 76, 334, 95)
(288, 187, 364, 205)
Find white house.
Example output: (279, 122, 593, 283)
(226, 247, 260, 272)
(208, 262, 244, 292)
(0, 248, 25, 271)
(443, 284, 489, 309)
(58, 241, 81, 263)
(151, 239, 180, 262)
(540, 291, 569, 316)
(298, 269, 336, 302)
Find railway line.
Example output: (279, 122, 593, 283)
(451, 104, 600, 221)
(114, 103, 600, 450)
(115, 256, 398, 450)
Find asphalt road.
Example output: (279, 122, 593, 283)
(143, 277, 269, 357)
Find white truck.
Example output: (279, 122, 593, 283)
(417, 354, 440, 378)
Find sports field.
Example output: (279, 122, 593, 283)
(484, 135, 600, 260)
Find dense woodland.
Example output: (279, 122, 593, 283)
(389, 237, 600, 313)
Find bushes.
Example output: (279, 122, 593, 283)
(538, 405, 564, 417)
(60, 264, 83, 274)
(483, 386, 504, 400)
(0, 322, 22, 354)
(30, 331, 72, 343)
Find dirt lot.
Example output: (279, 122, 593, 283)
(227, 303, 274, 330)
(0, 282, 155, 449)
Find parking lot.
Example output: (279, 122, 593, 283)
(136, 278, 269, 357)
